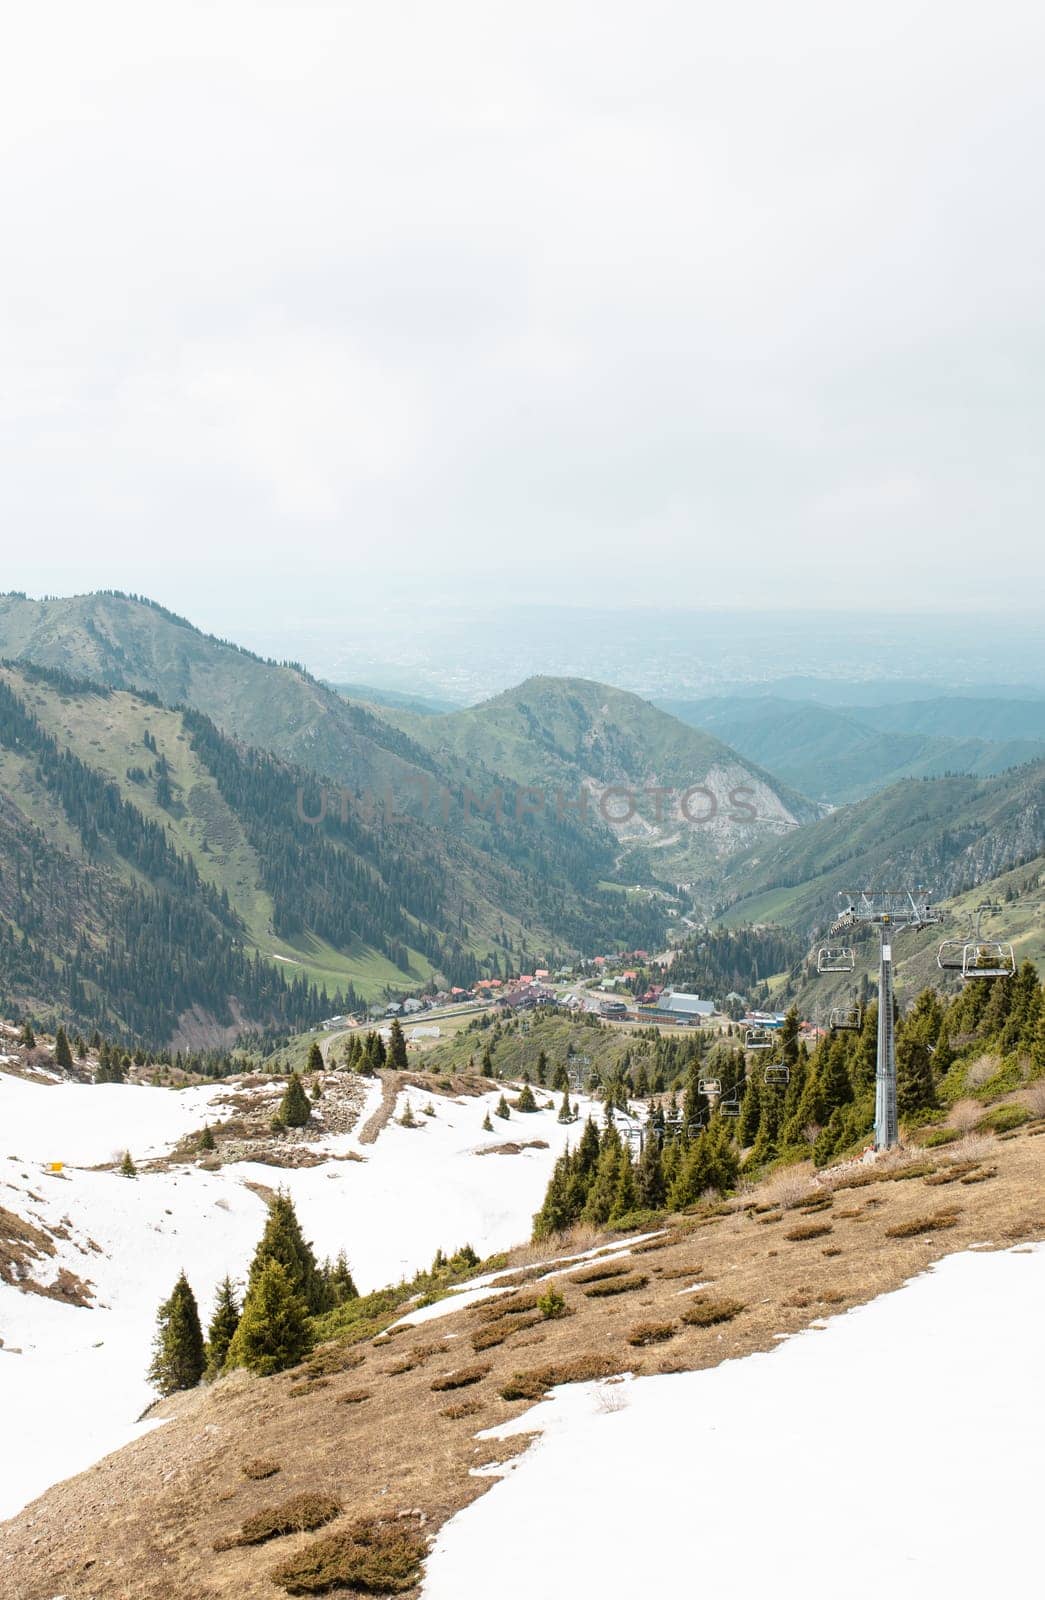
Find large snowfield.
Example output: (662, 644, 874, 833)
(0, 1071, 591, 1520)
(422, 1242, 1045, 1600)
(4, 1068, 1044, 1600)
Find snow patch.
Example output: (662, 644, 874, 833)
(422, 1245, 1045, 1600)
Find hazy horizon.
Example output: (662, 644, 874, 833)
(7, 587, 1045, 704)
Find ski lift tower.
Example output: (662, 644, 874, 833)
(831, 891, 940, 1150)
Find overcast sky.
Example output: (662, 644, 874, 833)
(2, 2, 1043, 625)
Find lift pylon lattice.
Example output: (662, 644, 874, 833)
(828, 889, 940, 1151)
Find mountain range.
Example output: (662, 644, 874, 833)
(1, 591, 1043, 1045)
(659, 694, 1045, 804)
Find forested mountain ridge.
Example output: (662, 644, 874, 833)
(0, 590, 439, 803)
(0, 664, 665, 1041)
(716, 759, 1045, 933)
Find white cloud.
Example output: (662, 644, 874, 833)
(1, 1, 1043, 611)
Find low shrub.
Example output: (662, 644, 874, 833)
(337, 1388, 370, 1405)
(977, 1104, 1031, 1134)
(499, 1354, 625, 1401)
(680, 1296, 745, 1328)
(659, 1265, 707, 1281)
(756, 1212, 784, 1225)
(631, 1236, 672, 1255)
(960, 1166, 998, 1184)
(477, 1291, 539, 1322)
(271, 1516, 427, 1595)
(571, 1261, 631, 1285)
(583, 1272, 649, 1298)
(607, 1209, 667, 1234)
(472, 1313, 542, 1351)
(885, 1210, 961, 1238)
(385, 1357, 419, 1375)
(288, 1378, 332, 1397)
(241, 1458, 280, 1480)
(430, 1363, 491, 1392)
(627, 1321, 677, 1346)
(220, 1492, 342, 1550)
(304, 1343, 365, 1380)
(785, 1222, 833, 1242)
(922, 1127, 961, 1148)
(440, 1398, 483, 1419)
(924, 1161, 981, 1186)
(828, 1173, 877, 1192)
(884, 1162, 937, 1182)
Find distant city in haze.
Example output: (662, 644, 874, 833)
(202, 601, 1045, 707)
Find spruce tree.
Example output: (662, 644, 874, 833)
(325, 1250, 358, 1305)
(637, 1127, 666, 1208)
(120, 1150, 137, 1177)
(54, 1026, 73, 1071)
(738, 1070, 762, 1145)
(148, 1272, 206, 1394)
(496, 1094, 510, 1119)
(307, 1040, 324, 1074)
(387, 1017, 409, 1070)
(20, 1020, 36, 1048)
(557, 1092, 574, 1124)
(199, 1123, 216, 1152)
(225, 1259, 314, 1376)
(205, 1276, 241, 1377)
(610, 1152, 639, 1219)
(515, 1083, 538, 1112)
(581, 1126, 624, 1226)
(247, 1189, 328, 1313)
(279, 1072, 311, 1128)
(482, 1110, 493, 1131)
(896, 1032, 936, 1118)
(820, 1039, 854, 1114)
(532, 1152, 575, 1239)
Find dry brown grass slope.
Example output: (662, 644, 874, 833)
(2, 1121, 1044, 1599)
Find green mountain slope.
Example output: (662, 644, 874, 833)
(716, 760, 1045, 933)
(660, 694, 1045, 803)
(0, 665, 666, 1042)
(857, 696, 1045, 742)
(393, 676, 819, 880)
(0, 591, 441, 803)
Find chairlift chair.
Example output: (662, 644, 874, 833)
(719, 1095, 741, 1117)
(937, 938, 966, 972)
(764, 1063, 790, 1087)
(697, 1077, 721, 1096)
(817, 947, 856, 974)
(939, 904, 1015, 984)
(828, 1002, 862, 1032)
(745, 1027, 774, 1050)
(962, 942, 1016, 982)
